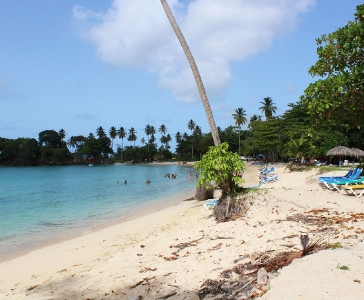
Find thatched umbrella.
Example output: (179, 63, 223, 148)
(326, 146, 353, 156)
(351, 148, 364, 158)
(326, 146, 353, 166)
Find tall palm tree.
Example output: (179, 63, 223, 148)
(149, 126, 156, 148)
(141, 137, 146, 146)
(175, 131, 182, 159)
(188, 119, 196, 161)
(109, 126, 117, 151)
(175, 131, 182, 143)
(165, 133, 172, 149)
(117, 127, 126, 161)
(149, 134, 156, 145)
(159, 124, 167, 149)
(232, 108, 247, 155)
(96, 126, 106, 138)
(127, 127, 137, 148)
(259, 97, 277, 119)
(250, 114, 261, 122)
(160, 0, 220, 146)
(193, 125, 202, 136)
(144, 124, 151, 150)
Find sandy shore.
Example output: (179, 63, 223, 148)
(1, 163, 364, 299)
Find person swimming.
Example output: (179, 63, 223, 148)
(146, 179, 151, 184)
(124, 180, 127, 184)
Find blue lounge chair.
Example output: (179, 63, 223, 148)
(203, 199, 218, 210)
(319, 168, 362, 183)
(318, 168, 354, 181)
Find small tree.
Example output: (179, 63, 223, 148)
(194, 142, 245, 217)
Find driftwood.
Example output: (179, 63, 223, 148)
(198, 232, 328, 299)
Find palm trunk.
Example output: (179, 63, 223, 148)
(238, 127, 241, 156)
(160, 0, 220, 146)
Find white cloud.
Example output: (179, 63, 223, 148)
(73, 0, 315, 102)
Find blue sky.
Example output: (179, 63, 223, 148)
(1, 0, 362, 151)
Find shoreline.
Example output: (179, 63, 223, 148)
(1, 164, 364, 299)
(0, 187, 196, 263)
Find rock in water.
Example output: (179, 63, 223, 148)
(257, 267, 268, 285)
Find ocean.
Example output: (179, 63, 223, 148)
(0, 163, 197, 262)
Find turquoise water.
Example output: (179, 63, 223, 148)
(0, 164, 196, 261)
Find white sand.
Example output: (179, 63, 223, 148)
(1, 164, 364, 299)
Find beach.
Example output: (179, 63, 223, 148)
(1, 164, 364, 299)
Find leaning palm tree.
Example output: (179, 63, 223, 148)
(259, 97, 277, 119)
(160, 0, 220, 146)
(232, 108, 247, 155)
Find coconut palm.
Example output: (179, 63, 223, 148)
(250, 114, 261, 123)
(144, 124, 151, 150)
(149, 126, 156, 148)
(188, 119, 196, 160)
(141, 137, 146, 146)
(159, 125, 167, 149)
(127, 127, 137, 148)
(232, 108, 247, 155)
(149, 134, 156, 145)
(259, 97, 277, 119)
(160, 0, 220, 146)
(96, 126, 106, 138)
(165, 134, 172, 149)
(117, 127, 126, 149)
(109, 126, 117, 151)
(175, 131, 182, 143)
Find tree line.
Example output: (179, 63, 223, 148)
(1, 95, 364, 166)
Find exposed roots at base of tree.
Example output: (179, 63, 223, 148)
(213, 196, 252, 222)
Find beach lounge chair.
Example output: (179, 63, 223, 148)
(319, 168, 362, 185)
(203, 199, 218, 210)
(341, 184, 364, 197)
(328, 177, 364, 192)
(318, 168, 354, 181)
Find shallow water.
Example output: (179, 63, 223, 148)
(0, 164, 196, 261)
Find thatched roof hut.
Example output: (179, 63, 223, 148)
(326, 146, 353, 156)
(351, 148, 364, 158)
